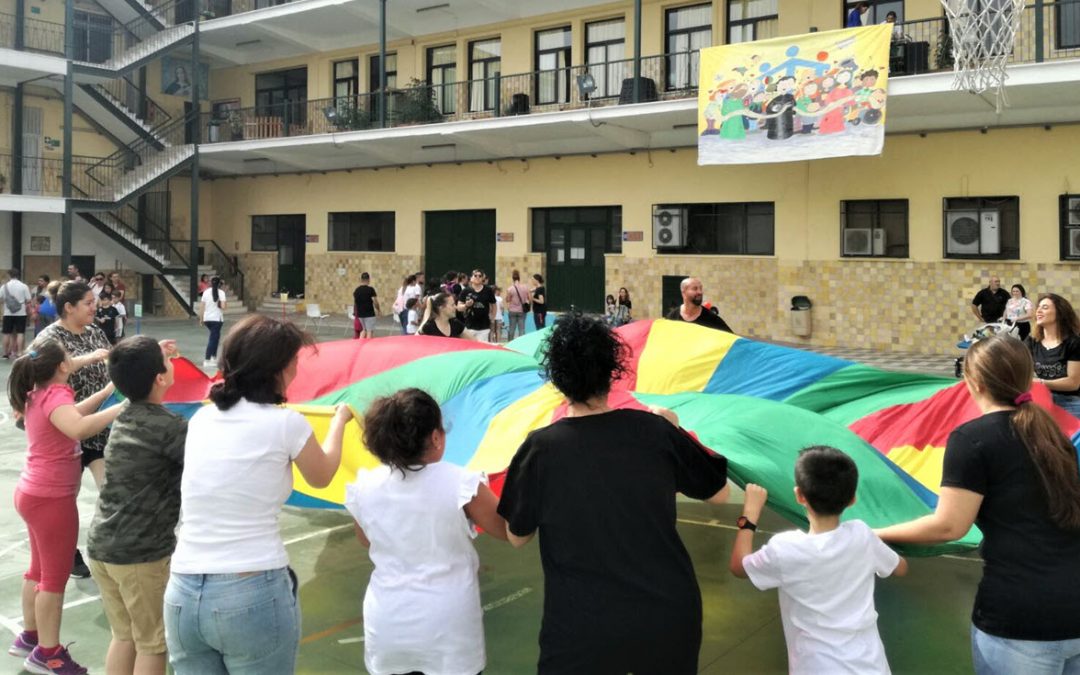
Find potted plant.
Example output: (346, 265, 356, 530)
(396, 78, 443, 125)
(935, 27, 955, 70)
(207, 117, 221, 143)
(0, 172, 7, 193)
(228, 110, 243, 140)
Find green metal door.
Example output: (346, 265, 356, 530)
(424, 210, 496, 285)
(277, 215, 305, 297)
(662, 274, 688, 318)
(546, 223, 606, 313)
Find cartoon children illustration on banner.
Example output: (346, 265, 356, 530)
(698, 25, 892, 165)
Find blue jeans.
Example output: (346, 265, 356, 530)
(972, 625, 1080, 675)
(1052, 392, 1080, 419)
(204, 321, 223, 360)
(164, 568, 300, 675)
(398, 309, 408, 334)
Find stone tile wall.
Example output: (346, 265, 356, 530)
(302, 253, 422, 316)
(495, 254, 545, 290)
(237, 252, 277, 309)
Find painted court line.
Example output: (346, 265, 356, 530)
(0, 522, 354, 635)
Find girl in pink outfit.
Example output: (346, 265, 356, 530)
(7, 340, 123, 675)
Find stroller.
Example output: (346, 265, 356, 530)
(954, 320, 1021, 378)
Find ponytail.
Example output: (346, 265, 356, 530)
(211, 277, 221, 305)
(7, 341, 67, 415)
(965, 335, 1080, 530)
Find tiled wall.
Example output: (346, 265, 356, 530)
(495, 254, 545, 291)
(302, 252, 422, 315)
(237, 252, 277, 309)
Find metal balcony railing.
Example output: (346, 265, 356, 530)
(0, 154, 109, 198)
(92, 75, 174, 133)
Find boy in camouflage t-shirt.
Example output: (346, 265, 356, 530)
(87, 336, 186, 674)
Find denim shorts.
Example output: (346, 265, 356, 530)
(972, 625, 1080, 675)
(164, 567, 301, 675)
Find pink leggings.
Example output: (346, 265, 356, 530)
(14, 489, 79, 594)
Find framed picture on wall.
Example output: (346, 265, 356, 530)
(161, 56, 210, 100)
(212, 98, 241, 119)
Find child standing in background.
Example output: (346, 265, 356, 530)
(344, 388, 507, 675)
(730, 446, 907, 675)
(7, 340, 124, 674)
(405, 297, 419, 335)
(493, 286, 504, 342)
(96, 293, 119, 345)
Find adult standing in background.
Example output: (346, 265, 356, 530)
(971, 275, 1010, 324)
(200, 277, 226, 369)
(165, 315, 350, 674)
(668, 278, 733, 333)
(1028, 293, 1080, 418)
(1004, 284, 1033, 341)
(109, 272, 127, 303)
(505, 270, 530, 341)
(531, 274, 547, 331)
(2, 268, 34, 359)
(618, 287, 633, 321)
(846, 1, 869, 27)
(457, 269, 497, 343)
(352, 272, 381, 339)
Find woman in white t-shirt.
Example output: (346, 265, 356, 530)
(199, 277, 226, 368)
(164, 314, 353, 675)
(344, 388, 507, 675)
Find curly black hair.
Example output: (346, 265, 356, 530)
(540, 314, 630, 404)
(362, 388, 443, 477)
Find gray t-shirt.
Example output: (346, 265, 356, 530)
(87, 401, 187, 564)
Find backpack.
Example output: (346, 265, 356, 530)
(3, 282, 24, 313)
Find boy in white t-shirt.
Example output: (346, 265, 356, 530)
(404, 297, 419, 335)
(730, 446, 908, 675)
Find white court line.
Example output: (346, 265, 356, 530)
(337, 637, 364, 644)
(0, 538, 27, 559)
(482, 587, 532, 612)
(0, 522, 354, 635)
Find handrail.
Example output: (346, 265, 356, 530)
(72, 183, 189, 268)
(199, 239, 245, 301)
(93, 75, 174, 132)
(83, 114, 193, 197)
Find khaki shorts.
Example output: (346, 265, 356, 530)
(88, 556, 170, 653)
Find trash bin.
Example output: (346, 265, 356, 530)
(152, 288, 164, 315)
(791, 295, 812, 337)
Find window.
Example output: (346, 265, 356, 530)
(535, 26, 572, 105)
(1060, 195, 1080, 260)
(333, 59, 358, 100)
(468, 38, 501, 112)
(255, 67, 307, 126)
(843, 0, 903, 25)
(840, 200, 909, 258)
(655, 202, 774, 255)
(1058, 0, 1080, 49)
(328, 212, 395, 252)
(368, 52, 397, 91)
(251, 216, 280, 251)
(942, 196, 1019, 260)
(72, 11, 112, 63)
(427, 44, 457, 114)
(586, 18, 627, 98)
(531, 207, 622, 254)
(727, 0, 779, 44)
(665, 4, 712, 91)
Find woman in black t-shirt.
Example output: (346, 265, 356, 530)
(877, 335, 1080, 673)
(497, 315, 729, 674)
(530, 273, 547, 330)
(1028, 293, 1080, 419)
(417, 293, 474, 339)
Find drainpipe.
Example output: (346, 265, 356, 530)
(378, 0, 387, 128)
(61, 0, 73, 276)
(633, 0, 642, 103)
(1034, 0, 1044, 63)
(189, 6, 200, 307)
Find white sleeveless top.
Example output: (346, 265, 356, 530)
(345, 462, 485, 675)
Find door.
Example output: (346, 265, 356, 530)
(72, 255, 96, 278)
(545, 224, 606, 313)
(424, 210, 496, 288)
(276, 216, 305, 297)
(662, 274, 688, 318)
(22, 107, 43, 195)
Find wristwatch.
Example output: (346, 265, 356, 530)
(736, 516, 757, 532)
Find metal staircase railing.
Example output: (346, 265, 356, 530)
(90, 75, 174, 136)
(73, 0, 195, 72)
(199, 239, 244, 303)
(81, 114, 193, 203)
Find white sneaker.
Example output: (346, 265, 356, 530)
(202, 359, 214, 368)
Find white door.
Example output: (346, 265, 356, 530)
(22, 107, 43, 195)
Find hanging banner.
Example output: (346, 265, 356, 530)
(697, 24, 892, 165)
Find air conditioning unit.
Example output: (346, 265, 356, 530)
(653, 207, 687, 248)
(843, 228, 873, 256)
(1067, 197, 1080, 225)
(979, 210, 1000, 254)
(872, 228, 887, 255)
(1069, 228, 1080, 257)
(946, 211, 981, 255)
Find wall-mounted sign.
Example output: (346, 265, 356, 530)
(496, 232, 514, 242)
(29, 236, 50, 251)
(42, 137, 60, 151)
(133, 304, 143, 318)
(622, 231, 644, 242)
(305, 234, 319, 243)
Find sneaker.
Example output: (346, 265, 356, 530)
(23, 645, 87, 675)
(202, 359, 213, 367)
(8, 631, 37, 657)
(70, 549, 90, 579)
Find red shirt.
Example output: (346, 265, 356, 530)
(18, 384, 82, 498)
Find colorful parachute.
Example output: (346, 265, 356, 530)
(160, 320, 1080, 556)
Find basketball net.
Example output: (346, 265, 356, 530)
(939, 0, 1026, 112)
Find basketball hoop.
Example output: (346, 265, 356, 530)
(939, 0, 1026, 112)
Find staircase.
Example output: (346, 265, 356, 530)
(76, 76, 174, 149)
(73, 0, 196, 76)
(76, 116, 193, 204)
(191, 265, 248, 317)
